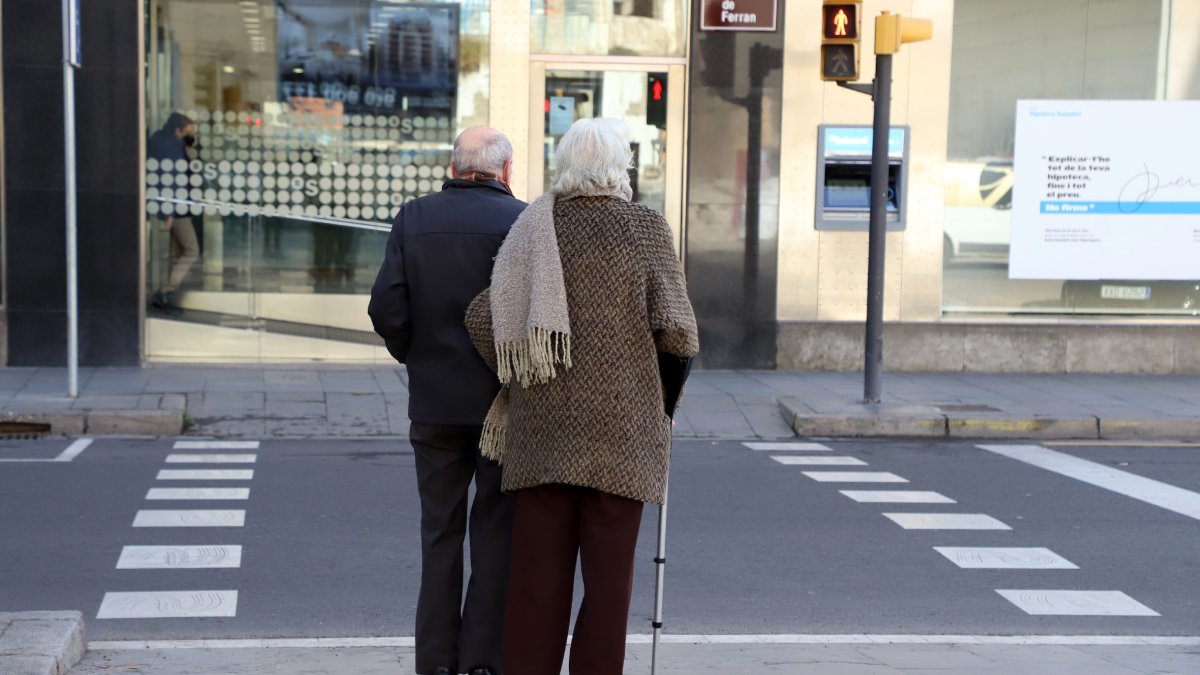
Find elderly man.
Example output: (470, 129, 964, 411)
(369, 127, 526, 675)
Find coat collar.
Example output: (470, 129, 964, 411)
(441, 177, 513, 196)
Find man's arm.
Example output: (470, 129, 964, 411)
(368, 213, 412, 363)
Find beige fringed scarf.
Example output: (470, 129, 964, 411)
(480, 192, 572, 461)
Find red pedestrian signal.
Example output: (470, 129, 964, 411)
(821, 1, 861, 82)
(823, 4, 859, 40)
(646, 74, 667, 129)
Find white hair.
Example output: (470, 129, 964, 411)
(453, 128, 513, 175)
(551, 118, 633, 200)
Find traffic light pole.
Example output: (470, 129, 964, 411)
(838, 52, 892, 404)
(863, 53, 892, 404)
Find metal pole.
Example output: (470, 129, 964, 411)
(650, 477, 668, 675)
(863, 53, 892, 404)
(62, 0, 79, 397)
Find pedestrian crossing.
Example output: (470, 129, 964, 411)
(99, 440, 259, 621)
(745, 440, 1162, 618)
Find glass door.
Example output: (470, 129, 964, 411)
(528, 61, 687, 254)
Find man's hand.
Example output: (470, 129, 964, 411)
(162, 216, 174, 231)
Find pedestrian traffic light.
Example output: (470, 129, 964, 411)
(821, 1, 861, 82)
(646, 73, 667, 129)
(875, 11, 933, 55)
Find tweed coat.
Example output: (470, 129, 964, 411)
(465, 195, 699, 505)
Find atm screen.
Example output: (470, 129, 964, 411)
(822, 162, 900, 217)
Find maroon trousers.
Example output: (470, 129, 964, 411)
(503, 483, 645, 675)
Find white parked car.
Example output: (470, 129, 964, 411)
(943, 159, 1013, 260)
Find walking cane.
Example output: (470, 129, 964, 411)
(653, 352, 691, 675)
(650, 476, 669, 675)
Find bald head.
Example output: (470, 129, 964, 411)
(451, 126, 513, 182)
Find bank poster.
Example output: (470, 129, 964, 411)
(1010, 100, 1200, 280)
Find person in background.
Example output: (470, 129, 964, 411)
(147, 112, 200, 315)
(369, 126, 526, 675)
(465, 118, 699, 675)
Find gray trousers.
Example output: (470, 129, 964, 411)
(153, 216, 199, 293)
(410, 423, 513, 674)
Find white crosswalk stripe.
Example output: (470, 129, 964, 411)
(771, 456, 867, 466)
(157, 469, 254, 480)
(883, 513, 1011, 530)
(996, 590, 1159, 617)
(98, 590, 239, 619)
(133, 510, 246, 527)
(839, 490, 956, 504)
(743, 442, 832, 451)
(146, 488, 250, 500)
(117, 545, 243, 569)
(934, 547, 1078, 569)
(173, 441, 261, 450)
(166, 454, 257, 464)
(802, 471, 908, 483)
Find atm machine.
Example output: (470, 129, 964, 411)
(815, 124, 910, 231)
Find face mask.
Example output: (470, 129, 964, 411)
(183, 135, 196, 147)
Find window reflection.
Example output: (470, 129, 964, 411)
(940, 0, 1199, 317)
(532, 0, 685, 56)
(143, 0, 489, 362)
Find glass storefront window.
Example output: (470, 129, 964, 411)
(143, 0, 489, 362)
(531, 0, 686, 57)
(942, 0, 1199, 318)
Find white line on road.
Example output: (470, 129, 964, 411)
(743, 442, 832, 451)
(883, 513, 1012, 530)
(133, 510, 246, 527)
(85, 635, 1200, 650)
(156, 469, 254, 481)
(996, 590, 1160, 617)
(97, 591, 238, 619)
(146, 488, 250, 500)
(117, 545, 242, 569)
(771, 456, 867, 466)
(979, 444, 1200, 522)
(840, 491, 957, 504)
(173, 440, 260, 449)
(802, 472, 908, 483)
(934, 547, 1078, 569)
(0, 438, 93, 463)
(57, 438, 94, 461)
(165, 454, 257, 464)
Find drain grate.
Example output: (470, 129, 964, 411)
(936, 404, 1001, 413)
(0, 421, 52, 440)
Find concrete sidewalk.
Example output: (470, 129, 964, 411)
(2, 366, 1199, 440)
(68, 637, 1200, 674)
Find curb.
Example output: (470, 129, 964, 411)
(778, 398, 1200, 441)
(0, 410, 183, 437)
(0, 611, 86, 675)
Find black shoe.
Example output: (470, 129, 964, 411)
(162, 291, 184, 317)
(468, 667, 496, 675)
(427, 668, 453, 675)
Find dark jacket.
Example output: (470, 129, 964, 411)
(369, 178, 526, 425)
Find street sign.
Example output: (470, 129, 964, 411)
(700, 0, 777, 32)
(821, 1, 860, 81)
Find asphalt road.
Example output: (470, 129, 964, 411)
(2, 436, 1198, 642)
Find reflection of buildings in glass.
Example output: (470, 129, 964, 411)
(372, 6, 458, 91)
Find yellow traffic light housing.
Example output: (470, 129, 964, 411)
(875, 11, 933, 55)
(821, 1, 861, 81)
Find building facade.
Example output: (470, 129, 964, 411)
(2, 0, 1198, 371)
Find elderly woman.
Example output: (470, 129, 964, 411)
(465, 118, 699, 674)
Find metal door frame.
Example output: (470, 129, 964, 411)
(527, 56, 688, 256)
